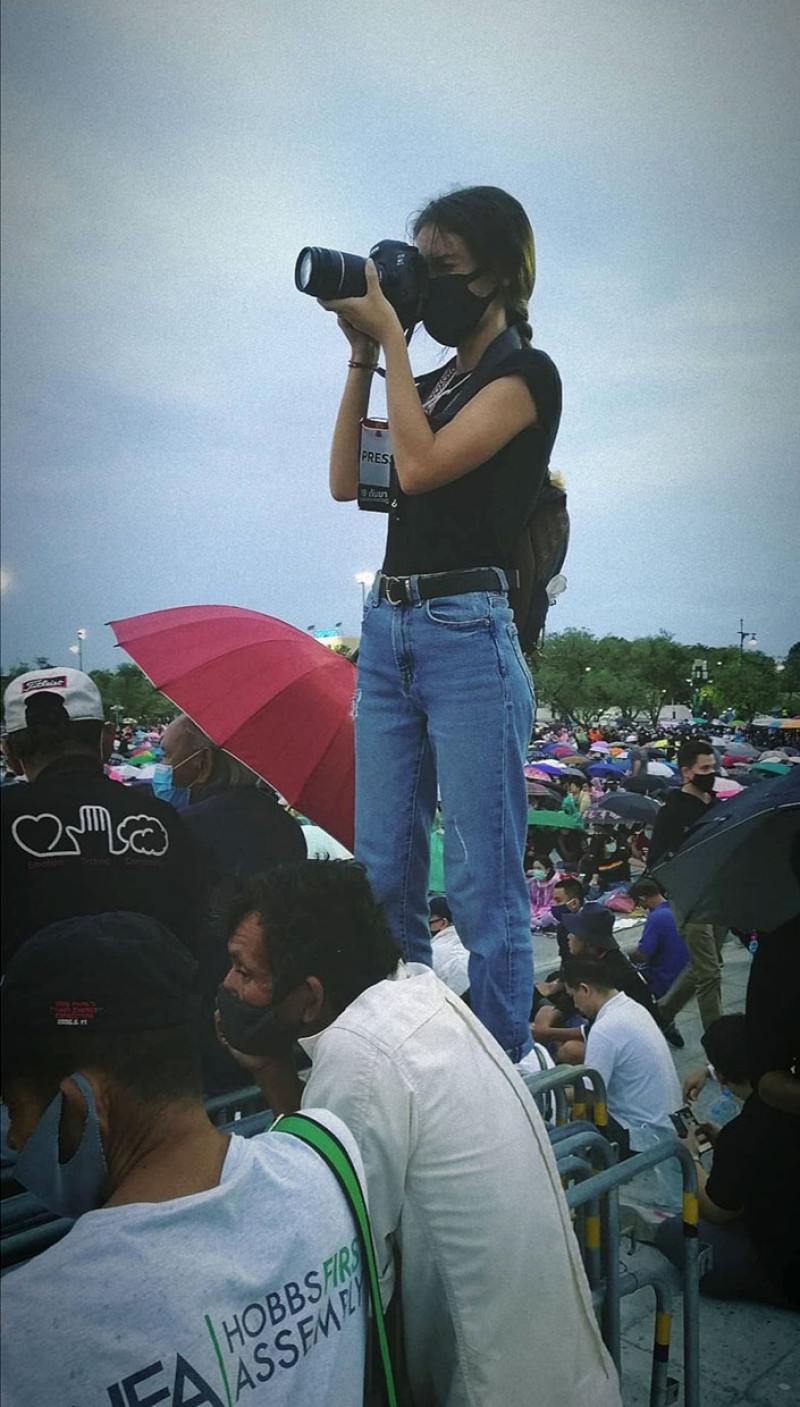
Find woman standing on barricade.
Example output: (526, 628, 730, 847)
(319, 186, 561, 1062)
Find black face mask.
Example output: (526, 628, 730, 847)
(690, 771, 716, 794)
(216, 984, 297, 1057)
(422, 270, 497, 347)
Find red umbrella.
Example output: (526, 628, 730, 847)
(108, 605, 356, 848)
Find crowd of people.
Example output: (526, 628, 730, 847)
(1, 661, 797, 1407)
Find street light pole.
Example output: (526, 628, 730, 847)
(737, 618, 757, 661)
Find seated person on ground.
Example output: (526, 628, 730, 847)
(216, 861, 623, 1407)
(427, 894, 470, 999)
(537, 902, 664, 1065)
(657, 1014, 800, 1309)
(582, 829, 632, 894)
(531, 876, 585, 1041)
(562, 956, 681, 1157)
(628, 877, 690, 999)
(0, 911, 369, 1406)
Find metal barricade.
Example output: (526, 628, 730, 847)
(521, 1063, 701, 1407)
(204, 1084, 266, 1126)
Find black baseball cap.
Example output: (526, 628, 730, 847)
(559, 902, 619, 951)
(1, 912, 200, 1039)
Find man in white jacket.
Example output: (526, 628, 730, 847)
(217, 860, 622, 1407)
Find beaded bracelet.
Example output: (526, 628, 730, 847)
(348, 359, 378, 371)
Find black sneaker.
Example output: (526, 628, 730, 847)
(663, 1020, 684, 1049)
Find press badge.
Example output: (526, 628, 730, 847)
(358, 417, 396, 513)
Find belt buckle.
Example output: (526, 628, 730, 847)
(385, 576, 408, 607)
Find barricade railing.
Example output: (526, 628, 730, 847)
(518, 1062, 611, 1132)
(521, 1063, 701, 1407)
(204, 1084, 265, 1126)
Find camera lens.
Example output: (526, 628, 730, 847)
(294, 247, 367, 300)
(296, 250, 316, 291)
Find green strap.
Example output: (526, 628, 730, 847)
(272, 1113, 397, 1407)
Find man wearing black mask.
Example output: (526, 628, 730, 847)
(215, 861, 622, 1407)
(649, 739, 728, 1030)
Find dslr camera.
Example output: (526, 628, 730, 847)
(295, 240, 428, 332)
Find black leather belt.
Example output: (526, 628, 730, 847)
(377, 567, 519, 607)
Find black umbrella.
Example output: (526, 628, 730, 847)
(652, 770, 800, 931)
(622, 774, 669, 796)
(725, 769, 766, 788)
(526, 781, 562, 810)
(558, 765, 591, 782)
(723, 741, 760, 759)
(586, 792, 662, 825)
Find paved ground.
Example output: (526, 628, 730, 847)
(531, 922, 799, 1406)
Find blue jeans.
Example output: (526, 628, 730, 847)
(354, 579, 535, 1061)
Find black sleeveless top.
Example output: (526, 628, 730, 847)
(382, 341, 562, 576)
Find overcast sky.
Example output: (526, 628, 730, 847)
(2, 0, 799, 675)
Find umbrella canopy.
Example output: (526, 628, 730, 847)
(109, 605, 357, 847)
(725, 769, 766, 787)
(556, 765, 591, 782)
(526, 782, 562, 810)
(586, 792, 662, 825)
(645, 760, 676, 778)
(587, 740, 611, 753)
(713, 777, 744, 796)
(723, 741, 760, 758)
(751, 761, 791, 777)
(586, 762, 625, 779)
(525, 766, 562, 784)
(652, 770, 800, 931)
(527, 808, 583, 829)
(622, 774, 669, 796)
(527, 760, 567, 776)
(558, 754, 588, 767)
(775, 718, 800, 730)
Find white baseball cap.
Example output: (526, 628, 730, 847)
(3, 668, 104, 732)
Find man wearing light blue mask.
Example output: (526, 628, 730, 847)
(0, 911, 370, 1406)
(155, 714, 306, 1094)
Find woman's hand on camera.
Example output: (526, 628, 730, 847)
(335, 315, 378, 365)
(320, 258, 399, 346)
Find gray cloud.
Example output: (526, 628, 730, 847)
(2, 0, 799, 670)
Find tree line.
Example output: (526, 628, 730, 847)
(2, 637, 798, 730)
(528, 631, 800, 726)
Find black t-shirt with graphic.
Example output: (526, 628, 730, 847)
(1, 756, 199, 969)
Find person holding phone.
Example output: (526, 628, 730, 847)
(658, 1015, 799, 1308)
(320, 187, 562, 1062)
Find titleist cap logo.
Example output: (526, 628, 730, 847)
(21, 675, 68, 693)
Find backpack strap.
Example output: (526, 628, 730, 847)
(271, 1112, 397, 1407)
